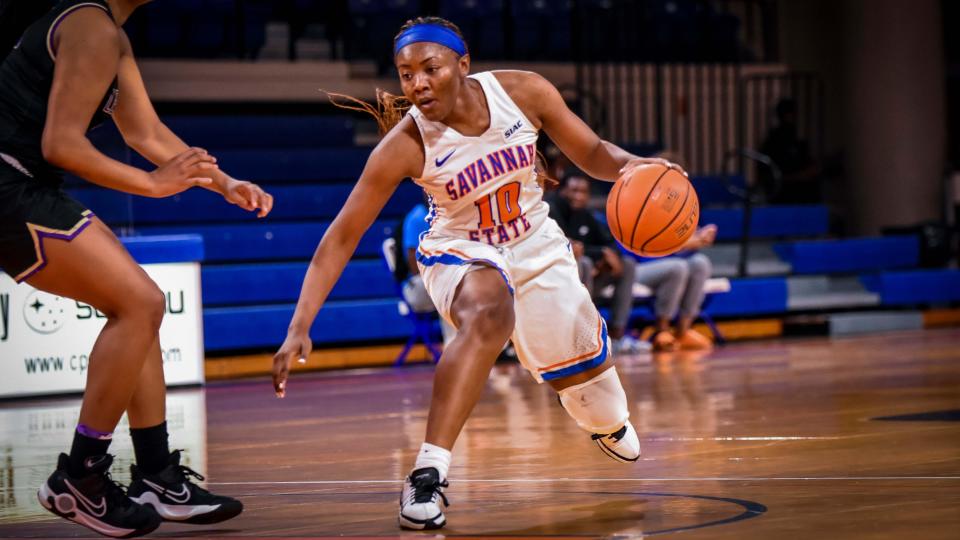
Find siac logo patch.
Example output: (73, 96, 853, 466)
(504, 119, 523, 140)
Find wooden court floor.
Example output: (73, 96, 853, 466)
(1, 328, 958, 539)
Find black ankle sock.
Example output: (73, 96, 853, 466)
(130, 421, 170, 475)
(68, 430, 111, 477)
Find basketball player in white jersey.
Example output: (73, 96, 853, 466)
(272, 17, 683, 530)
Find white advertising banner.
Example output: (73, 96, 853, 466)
(0, 262, 205, 399)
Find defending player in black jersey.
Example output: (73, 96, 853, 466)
(0, 1, 273, 536)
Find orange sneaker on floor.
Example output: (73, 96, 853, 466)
(652, 331, 677, 351)
(677, 329, 713, 350)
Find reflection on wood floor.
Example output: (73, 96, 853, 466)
(1, 328, 959, 538)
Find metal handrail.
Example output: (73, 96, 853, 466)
(721, 148, 782, 277)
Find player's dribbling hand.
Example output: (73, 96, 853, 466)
(148, 147, 217, 197)
(272, 332, 313, 398)
(223, 178, 275, 218)
(619, 157, 687, 178)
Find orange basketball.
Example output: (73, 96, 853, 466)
(606, 164, 699, 257)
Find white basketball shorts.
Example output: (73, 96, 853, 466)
(416, 218, 610, 383)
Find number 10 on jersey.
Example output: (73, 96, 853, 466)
(470, 182, 532, 244)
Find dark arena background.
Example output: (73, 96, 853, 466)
(1, 0, 958, 538)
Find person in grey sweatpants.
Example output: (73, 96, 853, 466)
(633, 225, 717, 351)
(549, 173, 648, 354)
(577, 254, 637, 347)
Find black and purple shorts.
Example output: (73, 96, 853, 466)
(0, 155, 93, 283)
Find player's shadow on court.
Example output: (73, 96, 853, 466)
(465, 497, 649, 536)
(151, 528, 243, 537)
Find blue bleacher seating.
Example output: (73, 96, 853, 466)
(71, 109, 946, 354)
(171, 148, 372, 183)
(694, 277, 788, 317)
(161, 115, 356, 148)
(347, 0, 420, 68)
(775, 236, 919, 274)
(703, 205, 829, 241)
(861, 269, 960, 305)
(511, 0, 573, 60)
(131, 221, 395, 262)
(597, 204, 828, 242)
(691, 174, 746, 206)
(617, 276, 786, 322)
(127, 0, 271, 59)
(439, 0, 506, 60)
(202, 260, 395, 306)
(204, 300, 413, 350)
(68, 182, 424, 224)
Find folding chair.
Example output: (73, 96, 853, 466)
(381, 237, 443, 365)
(629, 277, 730, 344)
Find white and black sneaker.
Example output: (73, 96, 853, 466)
(398, 467, 448, 530)
(592, 422, 641, 463)
(127, 450, 243, 524)
(38, 453, 161, 538)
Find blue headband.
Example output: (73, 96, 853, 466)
(394, 24, 467, 57)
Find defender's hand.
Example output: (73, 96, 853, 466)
(148, 147, 217, 197)
(224, 179, 274, 218)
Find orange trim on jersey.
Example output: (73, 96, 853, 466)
(417, 246, 440, 258)
(538, 314, 604, 372)
(447, 248, 474, 259)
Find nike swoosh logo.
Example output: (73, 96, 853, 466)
(435, 149, 455, 167)
(64, 479, 107, 517)
(144, 479, 191, 504)
(84, 455, 110, 469)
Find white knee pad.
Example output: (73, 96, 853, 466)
(558, 367, 640, 462)
(558, 367, 630, 435)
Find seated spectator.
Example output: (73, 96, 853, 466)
(760, 98, 821, 203)
(400, 201, 456, 344)
(549, 172, 647, 354)
(629, 224, 717, 351)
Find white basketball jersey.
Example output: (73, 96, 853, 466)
(408, 71, 549, 246)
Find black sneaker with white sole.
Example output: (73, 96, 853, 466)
(398, 467, 448, 530)
(38, 453, 161, 538)
(127, 450, 243, 524)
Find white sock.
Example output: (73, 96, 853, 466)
(413, 442, 452, 481)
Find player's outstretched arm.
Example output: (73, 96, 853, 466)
(272, 118, 424, 397)
(505, 71, 680, 181)
(112, 32, 273, 216)
(39, 8, 210, 197)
